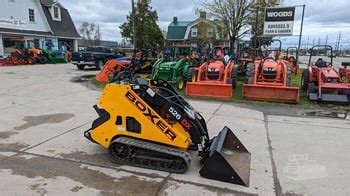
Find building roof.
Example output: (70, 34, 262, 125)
(41, 3, 80, 39)
(0, 27, 52, 36)
(166, 21, 191, 40)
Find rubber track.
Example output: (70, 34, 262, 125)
(108, 136, 191, 173)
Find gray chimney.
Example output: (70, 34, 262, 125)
(200, 11, 207, 19)
(173, 17, 178, 24)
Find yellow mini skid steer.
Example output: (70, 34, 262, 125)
(84, 68, 251, 186)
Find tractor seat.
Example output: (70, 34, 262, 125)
(315, 58, 327, 67)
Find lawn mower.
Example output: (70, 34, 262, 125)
(242, 45, 300, 103)
(301, 45, 350, 103)
(151, 57, 195, 90)
(42, 50, 68, 64)
(186, 55, 236, 100)
(84, 67, 251, 186)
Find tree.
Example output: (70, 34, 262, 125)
(79, 22, 101, 46)
(120, 0, 164, 50)
(200, 0, 253, 52)
(250, 0, 282, 49)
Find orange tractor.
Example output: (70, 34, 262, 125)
(28, 48, 47, 64)
(285, 47, 298, 74)
(301, 45, 350, 103)
(242, 43, 299, 103)
(95, 57, 132, 83)
(186, 54, 236, 100)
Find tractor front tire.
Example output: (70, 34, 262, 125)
(301, 69, 309, 91)
(176, 76, 186, 90)
(187, 67, 196, 82)
(245, 63, 255, 84)
(39, 56, 47, 64)
(77, 64, 85, 70)
(27, 57, 35, 65)
(307, 82, 316, 97)
(231, 69, 237, 88)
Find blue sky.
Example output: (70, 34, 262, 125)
(60, 0, 350, 49)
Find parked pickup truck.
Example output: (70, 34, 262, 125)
(72, 46, 123, 70)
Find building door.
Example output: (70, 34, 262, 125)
(34, 39, 40, 48)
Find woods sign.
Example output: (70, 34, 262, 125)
(263, 7, 295, 36)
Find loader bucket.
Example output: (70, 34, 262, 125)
(186, 82, 233, 100)
(199, 126, 251, 186)
(243, 84, 300, 104)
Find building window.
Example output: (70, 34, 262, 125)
(191, 27, 198, 37)
(207, 28, 214, 37)
(52, 6, 61, 21)
(54, 7, 59, 18)
(29, 9, 35, 22)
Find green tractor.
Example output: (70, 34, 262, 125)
(151, 58, 196, 90)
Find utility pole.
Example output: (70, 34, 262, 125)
(325, 35, 328, 46)
(306, 36, 309, 49)
(335, 31, 342, 53)
(132, 0, 136, 50)
(296, 5, 306, 65)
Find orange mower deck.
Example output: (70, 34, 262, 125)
(243, 84, 299, 103)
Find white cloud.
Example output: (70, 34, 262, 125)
(59, 0, 350, 48)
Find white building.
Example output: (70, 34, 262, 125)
(0, 0, 80, 57)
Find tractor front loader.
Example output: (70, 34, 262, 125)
(243, 58, 300, 103)
(186, 59, 236, 100)
(84, 69, 251, 186)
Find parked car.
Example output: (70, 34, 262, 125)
(72, 46, 123, 70)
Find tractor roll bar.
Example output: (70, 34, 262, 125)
(308, 45, 333, 67)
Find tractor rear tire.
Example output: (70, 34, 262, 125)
(245, 63, 254, 84)
(176, 76, 186, 90)
(301, 69, 309, 91)
(186, 67, 196, 82)
(77, 64, 85, 70)
(231, 68, 237, 88)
